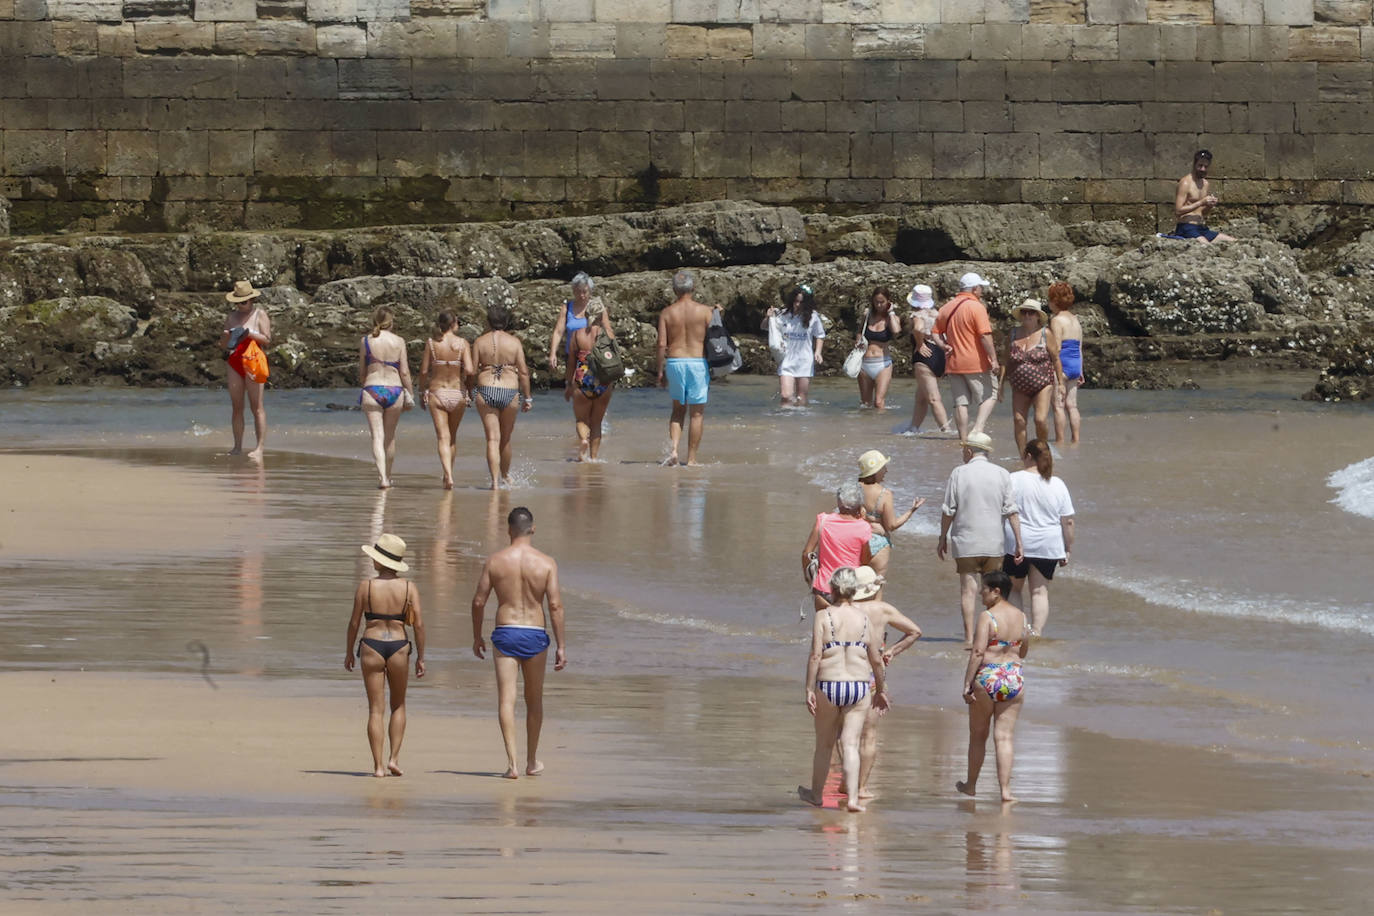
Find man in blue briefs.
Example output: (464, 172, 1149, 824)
(471, 506, 567, 779)
(655, 269, 717, 467)
(1172, 149, 1235, 243)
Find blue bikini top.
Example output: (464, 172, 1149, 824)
(365, 336, 401, 369)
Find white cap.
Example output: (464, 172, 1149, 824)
(959, 272, 990, 290)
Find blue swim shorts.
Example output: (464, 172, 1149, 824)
(666, 357, 709, 405)
(1173, 222, 1220, 241)
(490, 625, 551, 660)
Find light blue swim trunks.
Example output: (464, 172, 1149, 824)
(666, 357, 709, 405)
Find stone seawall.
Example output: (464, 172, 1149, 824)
(2, 1, 1374, 232)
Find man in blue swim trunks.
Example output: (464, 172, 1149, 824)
(655, 270, 717, 467)
(471, 507, 566, 779)
(1173, 149, 1234, 243)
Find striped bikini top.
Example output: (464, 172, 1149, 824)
(823, 610, 868, 650)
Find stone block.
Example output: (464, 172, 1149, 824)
(1051, 60, 1100, 99)
(615, 23, 664, 57)
(842, 59, 900, 100)
(279, 59, 338, 98)
(4, 130, 62, 176)
(83, 58, 124, 101)
(724, 99, 780, 130)
(1196, 132, 1264, 175)
(1312, 133, 1364, 177)
(1343, 179, 1374, 202)
(306, 0, 353, 18)
(48, 100, 92, 129)
(924, 179, 1023, 202)
(1155, 60, 1211, 98)
(216, 21, 316, 55)
(195, 0, 254, 18)
(1149, 132, 1200, 177)
(1148, 0, 1211, 21)
(594, 59, 653, 99)
(1087, 0, 1145, 21)
(882, 178, 923, 201)
(206, 131, 254, 176)
(1196, 24, 1252, 59)
(595, 0, 670, 20)
(420, 100, 491, 129)
(984, 132, 1038, 177)
(1057, 101, 1141, 130)
(91, 100, 147, 130)
(25, 58, 80, 98)
(879, 0, 938, 18)
(53, 21, 100, 54)
(338, 59, 410, 98)
(1101, 130, 1153, 176)
(315, 24, 365, 56)
(964, 100, 1012, 130)
(919, 98, 962, 129)
(956, 60, 1005, 98)
(683, 99, 725, 130)
(1021, 23, 1073, 57)
(106, 129, 158, 175)
(47, 0, 121, 18)
(922, 23, 971, 58)
(1318, 61, 1373, 99)
(324, 131, 376, 176)
(234, 58, 285, 99)
(1265, 133, 1312, 177)
(544, 0, 593, 17)
(1214, 0, 1261, 23)
(799, 131, 848, 176)
(999, 62, 1050, 101)
(852, 23, 925, 57)
(1270, 60, 1318, 98)
(650, 130, 694, 175)
(876, 99, 920, 130)
(1094, 60, 1155, 99)
(940, 0, 984, 22)
(725, 177, 824, 202)
(826, 178, 884, 201)
(125, 59, 237, 99)
(1069, 23, 1118, 57)
(1247, 101, 1295, 131)
(849, 132, 892, 176)
(647, 59, 697, 99)
(670, 0, 711, 19)
(613, 100, 687, 130)
(551, 22, 617, 56)
(931, 132, 983, 176)
(972, 22, 1022, 58)
(134, 21, 215, 53)
(737, 59, 792, 100)
(899, 60, 959, 99)
(1290, 25, 1361, 60)
(354, 0, 408, 19)
(892, 131, 933, 177)
(3, 100, 48, 129)
(157, 130, 209, 175)
(1208, 60, 1265, 99)
(752, 132, 801, 177)
(121, 0, 188, 13)
(1039, 131, 1099, 177)
(986, 0, 1031, 21)
(1249, 24, 1288, 59)
(532, 60, 598, 100)
(758, 0, 820, 19)
(754, 22, 807, 57)
(485, 0, 533, 17)
(804, 23, 849, 57)
(691, 131, 750, 177)
(1297, 100, 1373, 131)
(782, 99, 827, 129)
(65, 132, 106, 174)
(253, 130, 332, 175)
(826, 99, 876, 130)
(98, 23, 136, 56)
(1264, 0, 1312, 24)
(1315, 0, 1371, 24)
(1029, 0, 1085, 22)
(371, 21, 461, 57)
(1158, 23, 1197, 57)
(472, 59, 537, 101)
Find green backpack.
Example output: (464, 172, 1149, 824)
(584, 330, 626, 385)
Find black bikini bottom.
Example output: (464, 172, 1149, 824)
(358, 638, 411, 660)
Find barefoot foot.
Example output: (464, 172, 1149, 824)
(1001, 792, 1018, 804)
(858, 788, 877, 801)
(387, 762, 404, 776)
(956, 780, 976, 797)
(442, 479, 454, 490)
(503, 768, 519, 780)
(684, 460, 703, 468)
(846, 800, 867, 813)
(797, 786, 823, 807)
(246, 448, 263, 460)
(373, 767, 387, 778)
(228, 447, 244, 456)
(661, 454, 679, 467)
(526, 761, 544, 776)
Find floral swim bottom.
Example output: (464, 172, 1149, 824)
(975, 661, 1024, 702)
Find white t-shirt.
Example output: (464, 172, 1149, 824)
(1004, 469, 1075, 558)
(776, 311, 825, 377)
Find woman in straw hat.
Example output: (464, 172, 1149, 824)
(800, 567, 890, 813)
(903, 283, 954, 436)
(218, 280, 272, 459)
(563, 296, 615, 462)
(998, 298, 1065, 456)
(345, 533, 427, 778)
(359, 305, 415, 490)
(857, 449, 925, 586)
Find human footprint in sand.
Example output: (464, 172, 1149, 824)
(957, 571, 1030, 803)
(345, 534, 426, 778)
(800, 567, 889, 813)
(471, 507, 567, 779)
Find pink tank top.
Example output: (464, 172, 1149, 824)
(812, 513, 873, 593)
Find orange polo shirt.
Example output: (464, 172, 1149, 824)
(933, 292, 993, 374)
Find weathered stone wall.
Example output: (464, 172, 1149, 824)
(2, 0, 1373, 232)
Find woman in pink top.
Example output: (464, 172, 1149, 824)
(801, 481, 874, 611)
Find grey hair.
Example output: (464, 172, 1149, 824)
(672, 270, 695, 295)
(570, 271, 594, 293)
(829, 567, 860, 601)
(836, 480, 864, 512)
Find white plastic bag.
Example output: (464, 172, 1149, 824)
(843, 345, 864, 379)
(767, 313, 785, 364)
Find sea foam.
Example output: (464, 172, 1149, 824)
(1328, 456, 1374, 520)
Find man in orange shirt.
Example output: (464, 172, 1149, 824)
(933, 272, 999, 441)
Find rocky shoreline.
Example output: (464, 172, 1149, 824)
(2, 200, 1372, 400)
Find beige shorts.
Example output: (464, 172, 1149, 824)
(949, 371, 995, 407)
(955, 555, 1002, 574)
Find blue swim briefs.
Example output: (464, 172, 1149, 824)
(490, 625, 551, 660)
(666, 357, 709, 405)
(1172, 222, 1220, 241)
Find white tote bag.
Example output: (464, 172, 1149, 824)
(843, 345, 864, 378)
(767, 313, 785, 364)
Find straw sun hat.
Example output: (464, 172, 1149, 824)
(854, 566, 884, 601)
(857, 449, 890, 479)
(962, 431, 994, 453)
(1017, 298, 1046, 321)
(225, 280, 261, 303)
(361, 533, 409, 572)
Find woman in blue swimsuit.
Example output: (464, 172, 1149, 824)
(1048, 281, 1084, 444)
(359, 306, 414, 490)
(957, 571, 1031, 804)
(345, 533, 426, 778)
(801, 567, 889, 812)
(546, 272, 612, 377)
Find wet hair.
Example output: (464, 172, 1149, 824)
(370, 306, 394, 338)
(784, 284, 816, 326)
(982, 570, 1013, 600)
(570, 271, 594, 293)
(870, 286, 893, 314)
(508, 506, 534, 534)
(1194, 149, 1212, 162)
(434, 310, 457, 335)
(829, 567, 859, 601)
(486, 304, 511, 330)
(836, 480, 864, 512)
(672, 270, 695, 296)
(1047, 281, 1075, 311)
(1024, 438, 1053, 481)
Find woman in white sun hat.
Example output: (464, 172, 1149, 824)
(904, 283, 953, 435)
(219, 280, 272, 459)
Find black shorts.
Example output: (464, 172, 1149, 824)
(1003, 554, 1058, 580)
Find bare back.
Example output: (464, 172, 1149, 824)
(487, 543, 558, 627)
(473, 330, 525, 388)
(1050, 309, 1081, 344)
(425, 332, 470, 389)
(659, 296, 714, 359)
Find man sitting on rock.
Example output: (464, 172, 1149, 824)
(1173, 149, 1234, 244)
